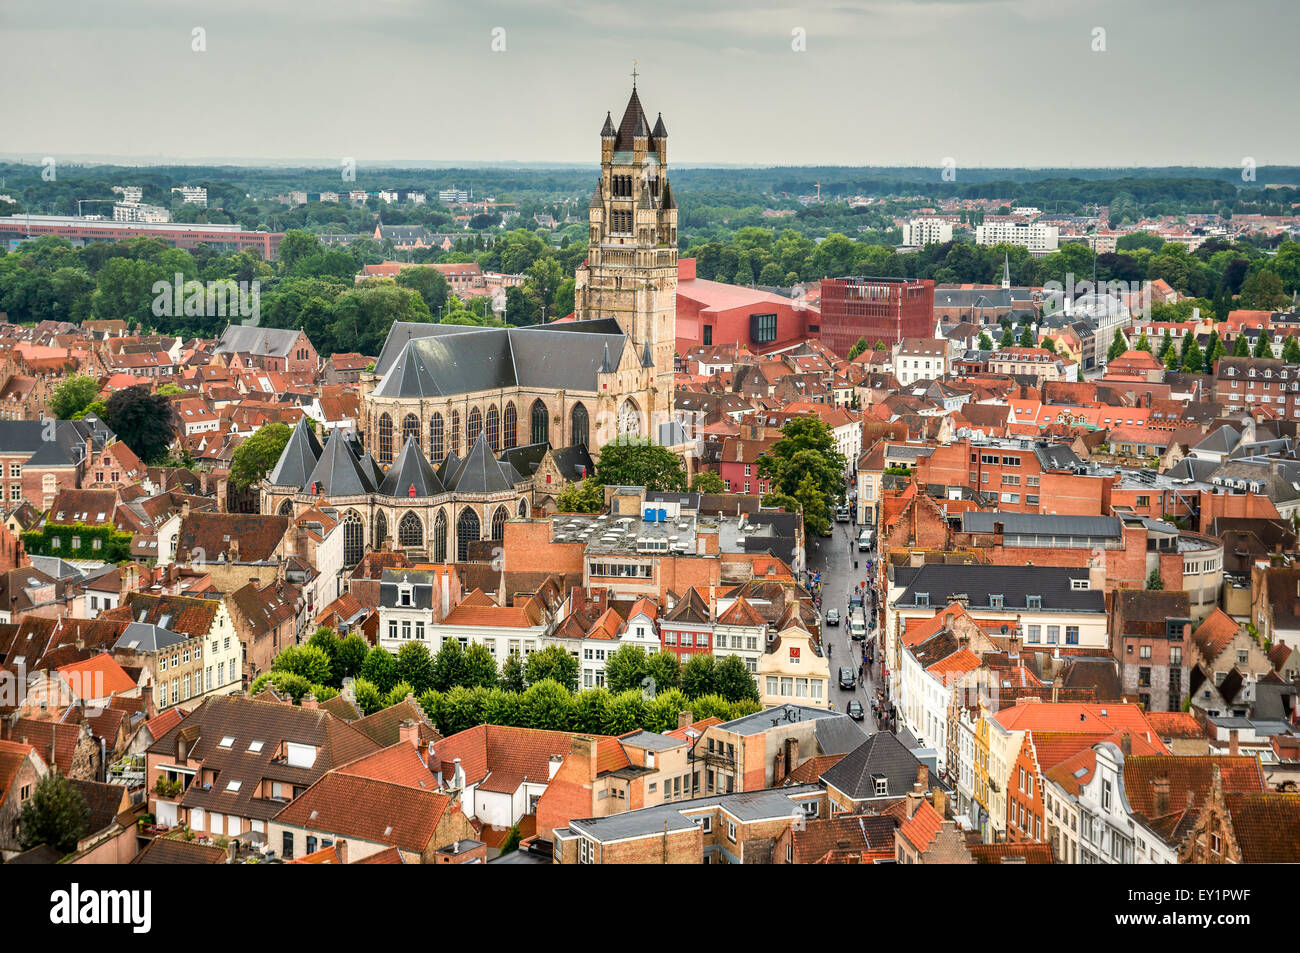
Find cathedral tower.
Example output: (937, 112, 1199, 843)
(573, 76, 678, 431)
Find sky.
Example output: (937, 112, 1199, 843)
(1, 0, 1297, 169)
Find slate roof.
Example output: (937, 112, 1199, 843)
(377, 437, 444, 497)
(960, 512, 1121, 539)
(819, 731, 927, 800)
(214, 324, 301, 359)
(372, 320, 629, 398)
(443, 432, 518, 494)
(304, 430, 375, 496)
(113, 621, 188, 653)
(268, 418, 323, 487)
(892, 564, 1103, 613)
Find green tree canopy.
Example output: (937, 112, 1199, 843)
(105, 384, 175, 464)
(523, 644, 579, 692)
(49, 374, 101, 420)
(230, 422, 293, 490)
(19, 773, 89, 854)
(690, 471, 726, 494)
(595, 440, 688, 492)
(756, 417, 847, 535)
(555, 477, 604, 514)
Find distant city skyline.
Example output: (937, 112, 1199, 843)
(2, 0, 1297, 168)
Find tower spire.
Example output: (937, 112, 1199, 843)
(631, 61, 639, 89)
(1002, 253, 1010, 290)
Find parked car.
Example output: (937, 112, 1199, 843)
(850, 620, 866, 642)
(835, 504, 851, 522)
(826, 608, 841, 626)
(858, 529, 875, 551)
(846, 699, 865, 721)
(839, 666, 856, 690)
(850, 591, 864, 608)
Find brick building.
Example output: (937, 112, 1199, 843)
(818, 276, 935, 356)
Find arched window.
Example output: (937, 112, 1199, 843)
(486, 404, 500, 452)
(375, 511, 388, 548)
(618, 398, 641, 438)
(456, 508, 480, 562)
(491, 505, 508, 542)
(342, 510, 364, 566)
(433, 509, 448, 562)
(450, 410, 461, 456)
(571, 403, 589, 447)
(402, 413, 420, 449)
(377, 413, 394, 464)
(429, 413, 444, 460)
(503, 402, 518, 449)
(277, 498, 294, 517)
(398, 511, 423, 548)
(530, 399, 549, 446)
(517, 498, 528, 518)
(467, 406, 483, 445)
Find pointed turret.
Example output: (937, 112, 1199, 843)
(1002, 253, 1011, 291)
(378, 436, 444, 498)
(652, 112, 667, 138)
(589, 177, 604, 210)
(303, 428, 375, 496)
(600, 111, 615, 138)
(614, 87, 651, 151)
(268, 417, 323, 487)
(444, 431, 517, 494)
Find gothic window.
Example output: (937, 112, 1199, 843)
(517, 498, 528, 518)
(530, 399, 549, 445)
(374, 511, 388, 548)
(377, 413, 394, 464)
(467, 406, 483, 445)
(456, 508, 480, 562)
(486, 404, 500, 452)
(430, 413, 444, 460)
(503, 402, 518, 449)
(571, 403, 589, 447)
(402, 413, 420, 449)
(491, 505, 508, 542)
(618, 398, 642, 437)
(433, 509, 448, 562)
(450, 410, 461, 456)
(398, 511, 423, 548)
(342, 510, 364, 567)
(277, 498, 293, 517)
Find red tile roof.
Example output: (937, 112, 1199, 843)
(273, 773, 458, 853)
(897, 799, 944, 853)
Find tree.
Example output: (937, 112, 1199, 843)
(690, 471, 725, 494)
(1018, 325, 1035, 348)
(334, 634, 369, 681)
(1283, 335, 1300, 365)
(19, 773, 89, 854)
(396, 641, 436, 693)
(230, 422, 293, 489)
(352, 677, 383, 715)
(1040, 337, 1056, 354)
(604, 645, 648, 695)
(555, 477, 604, 514)
(524, 644, 579, 692)
(595, 440, 687, 492)
(999, 326, 1014, 348)
(499, 824, 523, 855)
(977, 331, 994, 350)
(500, 651, 527, 693)
(756, 417, 847, 536)
(520, 679, 573, 729)
(1205, 333, 1227, 375)
(1145, 568, 1165, 591)
(714, 655, 760, 702)
(1232, 333, 1251, 357)
(1240, 270, 1288, 310)
(431, 639, 468, 692)
(395, 266, 449, 314)
(360, 645, 398, 693)
(1107, 327, 1127, 362)
(270, 644, 332, 685)
(1253, 330, 1273, 358)
(1134, 331, 1151, 353)
(680, 655, 718, 698)
(104, 384, 174, 463)
(644, 651, 682, 694)
(1181, 336, 1204, 373)
(1159, 330, 1174, 360)
(307, 627, 340, 677)
(49, 374, 101, 420)
(461, 642, 500, 689)
(847, 337, 869, 360)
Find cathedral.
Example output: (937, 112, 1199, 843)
(261, 82, 681, 568)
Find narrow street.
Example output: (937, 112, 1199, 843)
(805, 518, 885, 734)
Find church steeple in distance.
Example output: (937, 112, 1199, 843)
(574, 72, 679, 436)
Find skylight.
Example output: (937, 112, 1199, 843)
(218, 736, 235, 748)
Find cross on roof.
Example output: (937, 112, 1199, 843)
(631, 61, 639, 87)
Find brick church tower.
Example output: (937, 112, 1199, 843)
(574, 76, 678, 433)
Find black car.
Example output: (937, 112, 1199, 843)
(846, 699, 865, 721)
(838, 666, 856, 690)
(826, 608, 841, 626)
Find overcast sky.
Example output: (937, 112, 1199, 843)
(2, 0, 1296, 168)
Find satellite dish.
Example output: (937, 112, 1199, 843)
(1000, 624, 1009, 634)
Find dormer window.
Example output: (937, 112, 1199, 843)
(1027, 595, 1042, 610)
(915, 593, 929, 607)
(399, 584, 413, 607)
(990, 594, 1004, 609)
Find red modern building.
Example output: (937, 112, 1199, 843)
(0, 215, 283, 258)
(818, 276, 935, 356)
(674, 258, 815, 353)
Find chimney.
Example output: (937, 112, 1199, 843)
(452, 756, 465, 791)
(1120, 733, 1132, 757)
(229, 538, 240, 561)
(399, 719, 419, 749)
(336, 839, 348, 865)
(571, 735, 600, 783)
(1229, 728, 1239, 757)
(300, 693, 318, 711)
(784, 737, 799, 781)
(773, 746, 787, 785)
(181, 499, 191, 520)
(906, 782, 924, 819)
(1051, 674, 1063, 703)
(141, 683, 154, 719)
(917, 763, 929, 790)
(677, 710, 694, 731)
(1153, 776, 1170, 816)
(227, 839, 238, 863)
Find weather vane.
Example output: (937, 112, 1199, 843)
(631, 61, 639, 88)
